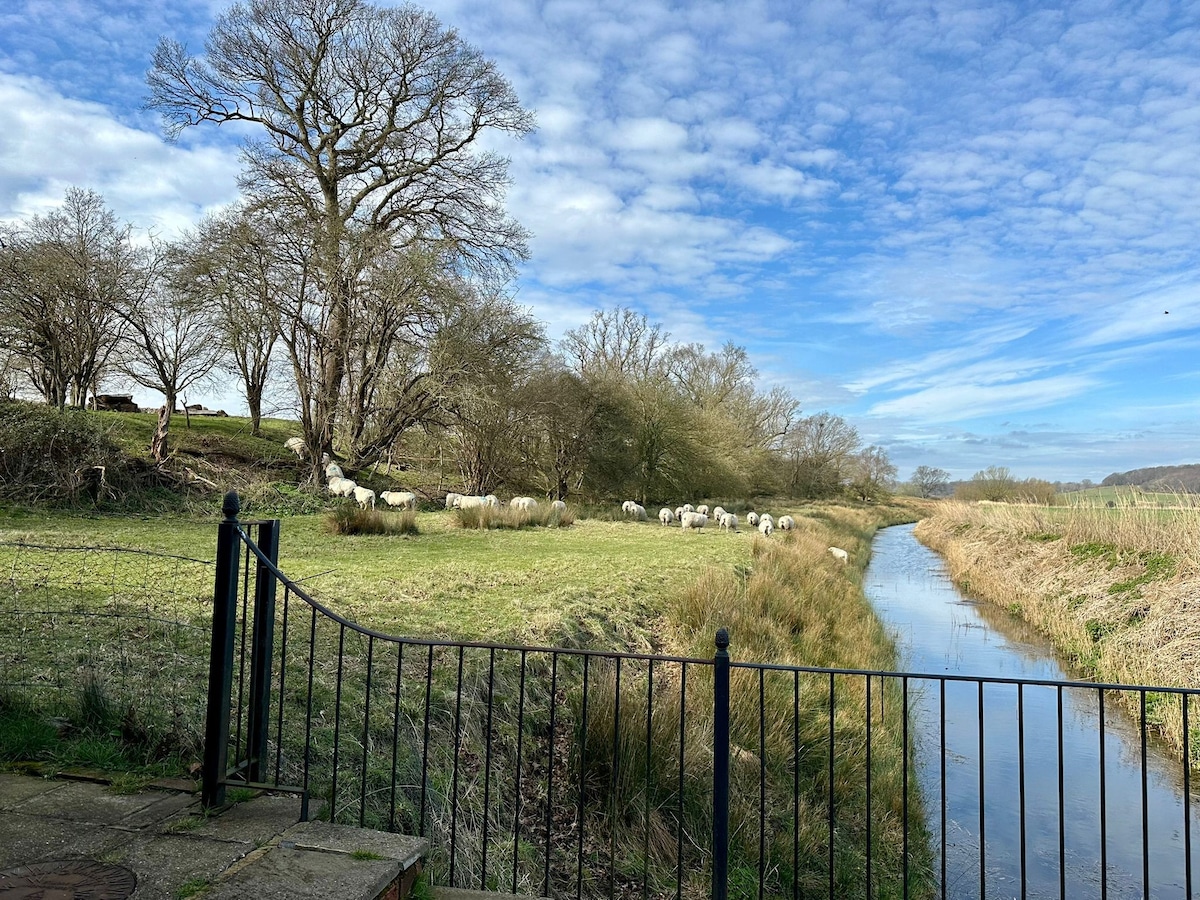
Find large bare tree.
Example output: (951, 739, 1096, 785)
(148, 0, 534, 462)
(0, 189, 136, 408)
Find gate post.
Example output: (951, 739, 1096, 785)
(713, 628, 731, 900)
(202, 491, 241, 809)
(246, 518, 280, 783)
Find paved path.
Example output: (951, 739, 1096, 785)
(0, 773, 426, 899)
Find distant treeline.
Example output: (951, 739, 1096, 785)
(1101, 464, 1200, 493)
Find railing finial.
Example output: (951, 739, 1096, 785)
(222, 490, 240, 522)
(715, 627, 729, 651)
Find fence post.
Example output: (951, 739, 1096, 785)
(202, 491, 241, 809)
(713, 628, 730, 900)
(246, 518, 280, 784)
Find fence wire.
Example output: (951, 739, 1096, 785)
(0, 540, 214, 753)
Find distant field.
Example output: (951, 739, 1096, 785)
(1056, 485, 1199, 507)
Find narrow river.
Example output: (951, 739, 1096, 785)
(864, 524, 1200, 900)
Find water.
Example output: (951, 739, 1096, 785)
(864, 524, 1200, 900)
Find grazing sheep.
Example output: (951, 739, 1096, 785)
(328, 476, 357, 498)
(353, 486, 376, 509)
(325, 462, 343, 480)
(379, 490, 417, 510)
(682, 504, 694, 513)
(680, 511, 708, 530)
(659, 507, 675, 526)
(445, 492, 463, 510)
(696, 504, 710, 516)
(456, 495, 486, 509)
(627, 502, 648, 521)
(758, 518, 774, 537)
(719, 512, 738, 532)
(484, 494, 500, 507)
(550, 500, 567, 513)
(622, 500, 637, 515)
(778, 515, 795, 531)
(284, 436, 306, 457)
(511, 496, 538, 511)
(746, 511, 759, 527)
(759, 513, 774, 529)
(712, 506, 727, 523)
(674, 506, 685, 520)
(828, 546, 849, 563)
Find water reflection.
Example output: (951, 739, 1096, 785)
(865, 524, 1199, 899)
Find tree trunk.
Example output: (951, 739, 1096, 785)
(151, 394, 175, 462)
(247, 385, 263, 436)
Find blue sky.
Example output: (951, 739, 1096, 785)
(3, 0, 1200, 482)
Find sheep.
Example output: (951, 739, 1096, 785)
(746, 511, 759, 527)
(674, 506, 685, 520)
(719, 512, 738, 532)
(682, 504, 694, 513)
(511, 496, 538, 511)
(758, 518, 774, 537)
(680, 511, 708, 530)
(712, 506, 727, 523)
(456, 495, 486, 509)
(628, 502, 648, 521)
(484, 494, 500, 507)
(325, 462, 344, 480)
(445, 492, 463, 510)
(828, 546, 849, 563)
(659, 507, 675, 526)
(759, 513, 774, 529)
(284, 436, 306, 457)
(550, 500, 567, 513)
(778, 515, 795, 531)
(379, 490, 417, 510)
(696, 504, 710, 517)
(622, 500, 637, 515)
(353, 486, 376, 509)
(328, 476, 358, 498)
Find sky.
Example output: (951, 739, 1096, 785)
(3, 0, 1200, 483)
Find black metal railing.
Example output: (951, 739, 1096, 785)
(203, 493, 1200, 900)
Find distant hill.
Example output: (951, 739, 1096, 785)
(1102, 464, 1200, 493)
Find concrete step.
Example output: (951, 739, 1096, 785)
(433, 890, 548, 900)
(202, 820, 428, 900)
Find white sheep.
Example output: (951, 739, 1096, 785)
(778, 515, 795, 531)
(379, 490, 417, 510)
(622, 500, 637, 515)
(328, 476, 358, 498)
(325, 462, 344, 480)
(484, 494, 500, 507)
(682, 504, 694, 513)
(659, 507, 675, 526)
(628, 502, 648, 521)
(719, 512, 738, 532)
(746, 511, 759, 527)
(284, 436, 306, 458)
(445, 492, 463, 509)
(353, 486, 376, 509)
(674, 506, 685, 520)
(680, 511, 708, 530)
(829, 546, 849, 563)
(759, 513, 774, 529)
(712, 506, 727, 522)
(696, 504, 710, 516)
(550, 500, 567, 513)
(511, 496, 538, 511)
(758, 518, 774, 537)
(456, 495, 486, 509)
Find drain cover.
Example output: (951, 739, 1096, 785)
(0, 859, 137, 898)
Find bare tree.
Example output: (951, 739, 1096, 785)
(850, 445, 897, 501)
(148, 0, 534, 456)
(117, 246, 226, 462)
(175, 207, 284, 435)
(0, 189, 135, 408)
(782, 412, 861, 498)
(910, 464, 951, 498)
(562, 307, 672, 381)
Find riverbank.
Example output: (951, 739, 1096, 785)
(914, 500, 1200, 755)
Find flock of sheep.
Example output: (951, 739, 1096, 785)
(287, 438, 847, 559)
(624, 500, 795, 536)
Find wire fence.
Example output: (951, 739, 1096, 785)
(0, 540, 215, 753)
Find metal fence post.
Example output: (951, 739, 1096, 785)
(246, 518, 280, 784)
(202, 491, 241, 809)
(713, 628, 731, 900)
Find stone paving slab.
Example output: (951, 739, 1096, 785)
(100, 832, 262, 900)
(0, 813, 125, 869)
(12, 780, 174, 825)
(202, 845, 402, 900)
(161, 793, 303, 844)
(0, 773, 69, 810)
(283, 820, 427, 869)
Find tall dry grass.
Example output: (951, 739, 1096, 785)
(916, 498, 1200, 758)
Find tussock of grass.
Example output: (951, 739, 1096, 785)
(916, 499, 1200, 760)
(453, 504, 574, 529)
(326, 504, 419, 536)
